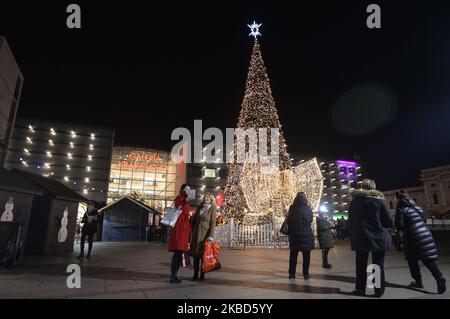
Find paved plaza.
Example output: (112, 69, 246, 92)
(0, 240, 449, 299)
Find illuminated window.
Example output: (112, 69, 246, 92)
(66, 164, 71, 170)
(49, 139, 54, 146)
(203, 168, 216, 178)
(89, 144, 94, 150)
(47, 151, 52, 158)
(86, 166, 91, 172)
(91, 133, 95, 140)
(50, 128, 56, 136)
(85, 177, 90, 183)
(67, 153, 73, 159)
(71, 131, 76, 138)
(70, 142, 74, 148)
(26, 137, 32, 144)
(88, 155, 92, 161)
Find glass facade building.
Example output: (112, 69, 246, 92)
(108, 147, 177, 211)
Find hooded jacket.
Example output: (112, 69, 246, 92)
(287, 194, 314, 252)
(395, 197, 438, 261)
(348, 189, 393, 252)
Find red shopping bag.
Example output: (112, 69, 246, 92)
(202, 241, 221, 273)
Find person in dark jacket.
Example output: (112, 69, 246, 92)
(77, 203, 99, 259)
(395, 190, 446, 294)
(348, 179, 393, 297)
(317, 213, 334, 269)
(287, 192, 314, 280)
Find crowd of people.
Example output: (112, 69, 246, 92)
(74, 180, 446, 297)
(285, 179, 447, 297)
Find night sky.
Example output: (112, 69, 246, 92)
(1, 1, 450, 190)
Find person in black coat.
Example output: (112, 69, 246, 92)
(77, 203, 99, 259)
(287, 192, 314, 280)
(348, 179, 393, 297)
(395, 190, 446, 294)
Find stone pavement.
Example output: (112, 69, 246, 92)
(0, 240, 449, 299)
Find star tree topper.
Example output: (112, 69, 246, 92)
(248, 21, 262, 38)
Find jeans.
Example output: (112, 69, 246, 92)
(289, 250, 311, 277)
(322, 248, 330, 265)
(80, 231, 94, 255)
(407, 257, 443, 282)
(171, 251, 183, 278)
(355, 250, 385, 296)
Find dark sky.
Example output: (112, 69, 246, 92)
(1, 1, 450, 190)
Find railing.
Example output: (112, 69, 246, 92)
(427, 219, 450, 229)
(215, 219, 289, 249)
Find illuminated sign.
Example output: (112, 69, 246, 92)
(117, 151, 168, 171)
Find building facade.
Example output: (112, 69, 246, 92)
(0, 37, 23, 166)
(184, 162, 227, 208)
(384, 186, 428, 216)
(107, 147, 178, 211)
(421, 165, 450, 217)
(318, 159, 364, 220)
(383, 164, 450, 218)
(5, 119, 115, 203)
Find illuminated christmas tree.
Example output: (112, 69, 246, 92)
(223, 23, 324, 225)
(223, 23, 292, 223)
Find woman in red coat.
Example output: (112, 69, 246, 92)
(168, 184, 192, 283)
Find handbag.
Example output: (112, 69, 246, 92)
(161, 207, 182, 228)
(280, 216, 289, 235)
(202, 241, 221, 273)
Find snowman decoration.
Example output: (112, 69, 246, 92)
(0, 197, 14, 222)
(57, 207, 69, 243)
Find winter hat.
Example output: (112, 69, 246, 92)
(361, 179, 376, 190)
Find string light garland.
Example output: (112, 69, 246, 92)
(223, 35, 322, 225)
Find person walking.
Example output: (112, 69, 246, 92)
(189, 193, 217, 281)
(77, 203, 99, 259)
(395, 190, 446, 294)
(168, 184, 192, 284)
(348, 179, 393, 297)
(287, 192, 314, 280)
(317, 213, 334, 269)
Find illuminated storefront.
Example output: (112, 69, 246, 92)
(108, 147, 177, 211)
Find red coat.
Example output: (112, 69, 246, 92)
(168, 191, 191, 252)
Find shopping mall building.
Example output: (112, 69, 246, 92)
(108, 146, 227, 212)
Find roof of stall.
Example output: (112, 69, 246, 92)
(0, 168, 43, 195)
(99, 196, 161, 214)
(12, 169, 88, 202)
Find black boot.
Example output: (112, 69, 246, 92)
(408, 280, 424, 289)
(199, 272, 205, 281)
(437, 278, 446, 294)
(169, 276, 181, 284)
